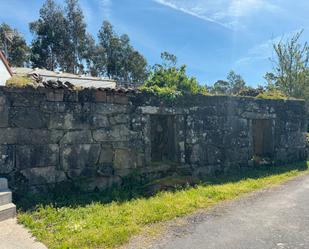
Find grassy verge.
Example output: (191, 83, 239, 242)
(18, 162, 309, 249)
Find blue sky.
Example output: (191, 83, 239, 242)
(0, 0, 309, 86)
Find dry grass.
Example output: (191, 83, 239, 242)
(6, 76, 35, 87)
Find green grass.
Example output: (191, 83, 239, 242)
(18, 162, 309, 249)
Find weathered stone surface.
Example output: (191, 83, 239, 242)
(63, 90, 79, 102)
(60, 130, 93, 144)
(97, 163, 114, 176)
(0, 145, 14, 174)
(94, 91, 107, 102)
(91, 114, 109, 128)
(279, 132, 307, 148)
(0, 128, 64, 145)
(93, 103, 128, 114)
(92, 129, 109, 142)
(0, 86, 306, 193)
(9, 92, 44, 107)
(48, 113, 90, 129)
(98, 146, 114, 163)
(109, 114, 129, 125)
(60, 144, 101, 170)
(41, 102, 82, 113)
(0, 95, 9, 128)
(92, 125, 133, 142)
(241, 112, 276, 119)
(46, 90, 64, 102)
(114, 148, 137, 169)
(15, 144, 59, 169)
(10, 107, 47, 128)
(20, 166, 67, 185)
(113, 94, 129, 105)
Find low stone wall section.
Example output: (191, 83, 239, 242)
(0, 86, 306, 192)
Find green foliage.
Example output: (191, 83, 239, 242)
(28, 0, 147, 84)
(63, 0, 88, 74)
(29, 0, 69, 71)
(210, 70, 247, 95)
(211, 79, 230, 95)
(256, 87, 288, 100)
(0, 23, 29, 67)
(237, 86, 264, 97)
(30, 0, 89, 74)
(266, 30, 309, 100)
(142, 52, 207, 99)
(18, 162, 309, 249)
(97, 21, 148, 84)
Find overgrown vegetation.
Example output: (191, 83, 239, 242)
(209, 70, 247, 95)
(140, 51, 207, 100)
(2, 0, 308, 103)
(1, 0, 148, 83)
(18, 161, 309, 249)
(256, 85, 289, 100)
(5, 76, 34, 88)
(265, 30, 309, 100)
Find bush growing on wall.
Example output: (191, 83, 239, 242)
(140, 51, 207, 100)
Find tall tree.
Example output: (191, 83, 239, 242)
(211, 80, 230, 94)
(267, 30, 309, 99)
(227, 70, 246, 94)
(98, 21, 118, 78)
(64, 0, 88, 73)
(84, 34, 104, 77)
(210, 71, 246, 95)
(0, 23, 29, 67)
(97, 21, 147, 84)
(29, 0, 69, 70)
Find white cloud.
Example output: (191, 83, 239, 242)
(100, 0, 112, 19)
(153, 0, 280, 29)
(154, 0, 231, 29)
(235, 28, 303, 66)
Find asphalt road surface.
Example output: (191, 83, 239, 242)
(150, 174, 309, 249)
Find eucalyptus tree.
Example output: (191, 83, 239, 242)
(0, 23, 29, 67)
(30, 0, 69, 70)
(64, 0, 88, 73)
(97, 20, 148, 84)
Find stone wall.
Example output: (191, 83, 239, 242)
(0, 86, 306, 192)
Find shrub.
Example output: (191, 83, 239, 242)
(141, 52, 208, 100)
(256, 89, 288, 100)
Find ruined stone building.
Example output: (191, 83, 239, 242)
(0, 86, 306, 192)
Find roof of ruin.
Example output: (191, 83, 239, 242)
(12, 67, 116, 89)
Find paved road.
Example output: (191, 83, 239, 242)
(0, 218, 47, 249)
(150, 174, 309, 249)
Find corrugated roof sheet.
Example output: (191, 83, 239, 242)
(12, 67, 116, 89)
